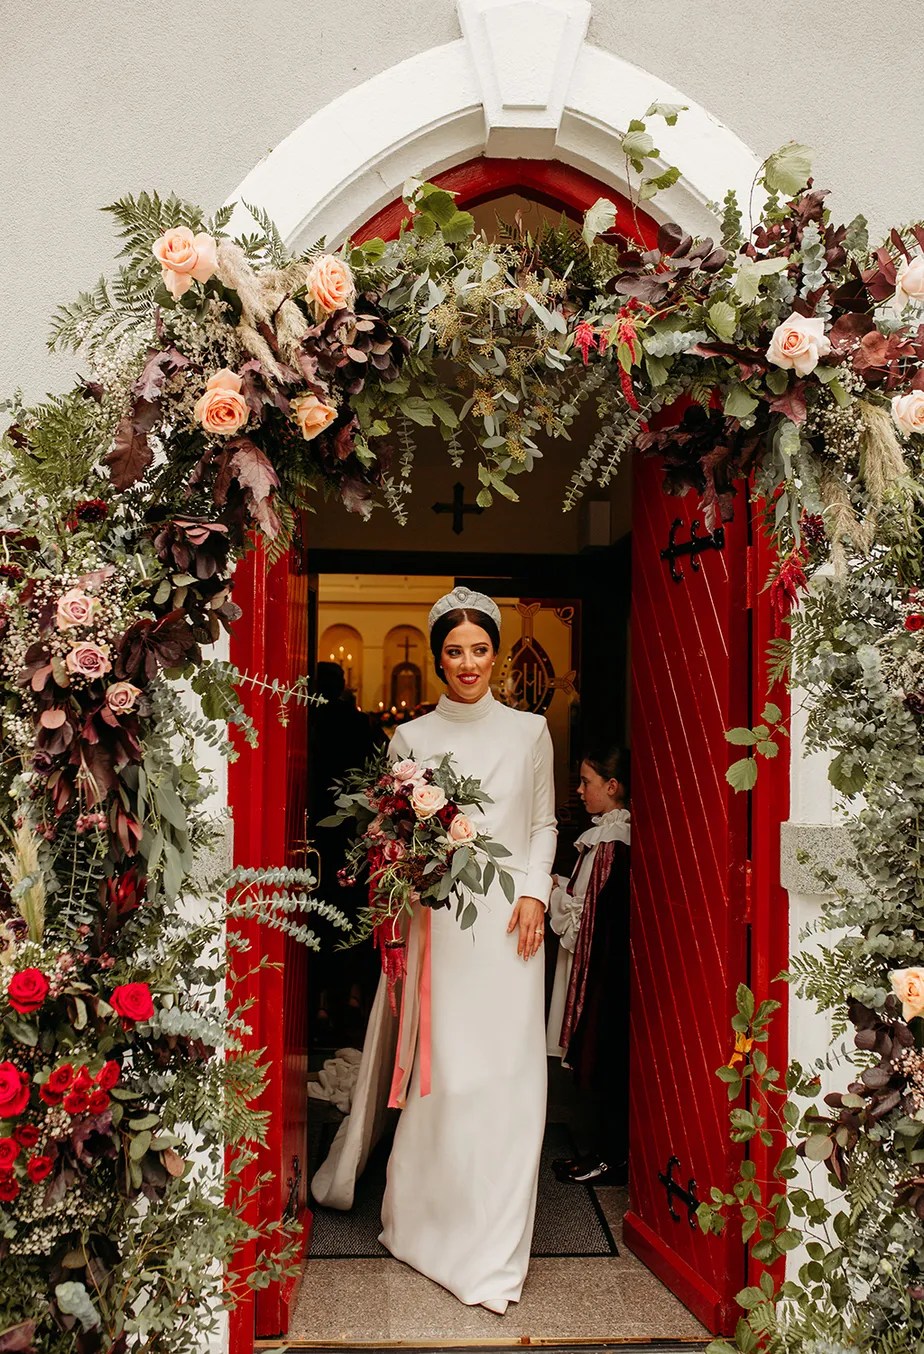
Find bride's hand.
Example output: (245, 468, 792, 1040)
(507, 895, 546, 961)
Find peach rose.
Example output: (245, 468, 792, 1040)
(105, 681, 141, 715)
(306, 254, 355, 316)
(894, 256, 924, 310)
(392, 759, 420, 784)
(291, 393, 336, 442)
(411, 783, 447, 820)
(891, 390, 924, 436)
(152, 227, 218, 300)
(448, 813, 476, 845)
(890, 967, 924, 1022)
(56, 587, 97, 631)
(767, 313, 831, 377)
(194, 370, 249, 436)
(64, 642, 111, 680)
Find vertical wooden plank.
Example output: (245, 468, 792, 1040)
(623, 453, 750, 1333)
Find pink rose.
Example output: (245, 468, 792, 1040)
(766, 313, 831, 377)
(152, 227, 218, 300)
(291, 393, 336, 442)
(894, 256, 924, 310)
(105, 681, 141, 715)
(381, 839, 406, 863)
(306, 254, 355, 317)
(64, 642, 111, 680)
(890, 967, 924, 1022)
(194, 370, 249, 436)
(448, 813, 476, 845)
(365, 814, 385, 839)
(392, 759, 420, 784)
(891, 390, 924, 436)
(55, 588, 97, 631)
(411, 783, 447, 820)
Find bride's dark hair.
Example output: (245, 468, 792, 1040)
(429, 607, 500, 682)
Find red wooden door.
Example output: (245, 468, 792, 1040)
(623, 452, 750, 1333)
(228, 533, 313, 1345)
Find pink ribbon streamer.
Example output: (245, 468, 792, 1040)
(388, 905, 432, 1108)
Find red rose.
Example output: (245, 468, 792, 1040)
(73, 1066, 92, 1092)
(7, 968, 49, 1016)
(110, 983, 154, 1023)
(87, 1089, 110, 1116)
(63, 1089, 89, 1117)
(44, 1064, 75, 1099)
(14, 1124, 39, 1149)
(0, 1173, 20, 1203)
(26, 1155, 53, 1183)
(0, 1062, 30, 1119)
(905, 614, 924, 632)
(0, 1138, 19, 1170)
(95, 1060, 121, 1091)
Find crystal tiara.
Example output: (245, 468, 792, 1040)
(427, 586, 502, 633)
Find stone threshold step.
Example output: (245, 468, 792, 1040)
(255, 1341, 709, 1353)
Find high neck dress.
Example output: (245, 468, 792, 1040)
(312, 690, 556, 1313)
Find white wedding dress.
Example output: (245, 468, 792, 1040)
(311, 690, 557, 1312)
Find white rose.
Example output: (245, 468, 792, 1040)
(893, 256, 924, 311)
(766, 313, 831, 377)
(410, 784, 447, 820)
(891, 389, 924, 436)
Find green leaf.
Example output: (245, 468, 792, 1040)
(708, 300, 738, 341)
(441, 211, 476, 245)
(827, 751, 866, 797)
(622, 128, 656, 161)
(400, 396, 435, 427)
(724, 385, 759, 420)
(582, 198, 618, 246)
(761, 702, 782, 724)
(639, 165, 681, 201)
(499, 870, 516, 905)
(732, 256, 789, 304)
(804, 1134, 834, 1162)
(645, 101, 687, 126)
(755, 740, 779, 759)
(430, 399, 459, 429)
(460, 901, 477, 930)
(726, 757, 758, 792)
(763, 142, 814, 196)
(130, 1129, 153, 1161)
(55, 1282, 101, 1332)
(4, 1016, 38, 1046)
(725, 727, 759, 745)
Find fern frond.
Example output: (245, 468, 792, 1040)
(241, 201, 291, 268)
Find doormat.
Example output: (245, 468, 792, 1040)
(309, 1122, 617, 1260)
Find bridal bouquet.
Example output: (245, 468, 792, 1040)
(321, 749, 515, 995)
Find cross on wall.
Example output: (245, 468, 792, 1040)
(431, 482, 484, 535)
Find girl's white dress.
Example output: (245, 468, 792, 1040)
(311, 689, 557, 1312)
(545, 807, 632, 1058)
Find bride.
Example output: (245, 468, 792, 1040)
(312, 586, 557, 1314)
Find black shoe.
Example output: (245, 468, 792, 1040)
(569, 1159, 610, 1183)
(552, 1153, 599, 1183)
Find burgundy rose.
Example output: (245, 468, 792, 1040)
(63, 1089, 89, 1117)
(436, 802, 460, 829)
(7, 967, 49, 1015)
(95, 1060, 121, 1091)
(26, 1154, 53, 1182)
(14, 1124, 39, 1149)
(0, 1062, 30, 1119)
(0, 562, 23, 581)
(0, 1173, 20, 1203)
(110, 982, 154, 1023)
(0, 1137, 19, 1170)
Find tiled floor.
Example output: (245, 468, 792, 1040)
(288, 1188, 709, 1344)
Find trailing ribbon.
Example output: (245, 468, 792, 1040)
(387, 904, 432, 1108)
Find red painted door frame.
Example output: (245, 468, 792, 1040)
(226, 157, 789, 1350)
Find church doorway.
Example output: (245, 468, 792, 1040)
(227, 165, 789, 1351)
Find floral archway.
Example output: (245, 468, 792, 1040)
(0, 108, 922, 1352)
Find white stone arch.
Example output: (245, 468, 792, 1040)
(226, 0, 761, 251)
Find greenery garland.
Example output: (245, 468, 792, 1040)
(0, 105, 921, 1349)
